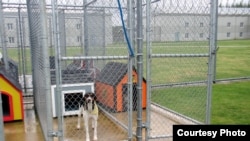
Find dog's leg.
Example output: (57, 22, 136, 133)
(84, 115, 90, 141)
(91, 118, 95, 129)
(76, 106, 82, 129)
(93, 117, 98, 140)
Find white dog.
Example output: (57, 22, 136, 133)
(77, 92, 98, 141)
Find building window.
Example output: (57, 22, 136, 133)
(226, 32, 230, 37)
(239, 32, 243, 37)
(200, 22, 204, 27)
(7, 23, 13, 30)
(240, 22, 244, 27)
(77, 36, 81, 42)
(8, 37, 15, 43)
(76, 24, 81, 29)
(199, 33, 204, 38)
(227, 22, 231, 27)
(185, 22, 189, 27)
(185, 33, 189, 38)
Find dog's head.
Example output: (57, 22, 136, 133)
(83, 92, 97, 111)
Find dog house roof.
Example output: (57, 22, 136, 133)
(96, 62, 129, 86)
(0, 66, 22, 91)
(50, 56, 95, 85)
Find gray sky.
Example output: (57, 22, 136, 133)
(2, 0, 250, 6)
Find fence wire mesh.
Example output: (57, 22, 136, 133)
(216, 0, 250, 81)
(26, 0, 53, 141)
(0, 0, 250, 141)
(50, 0, 134, 141)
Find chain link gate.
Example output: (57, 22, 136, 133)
(50, 0, 137, 141)
(145, 0, 216, 140)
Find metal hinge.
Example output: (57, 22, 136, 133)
(142, 123, 147, 129)
(48, 130, 62, 137)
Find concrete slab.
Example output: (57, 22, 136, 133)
(4, 97, 197, 141)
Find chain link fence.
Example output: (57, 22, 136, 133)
(26, 0, 53, 141)
(147, 0, 212, 140)
(216, 0, 250, 82)
(24, 0, 140, 140)
(28, 0, 135, 140)
(0, 0, 250, 141)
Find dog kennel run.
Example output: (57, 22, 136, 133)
(3, 0, 217, 141)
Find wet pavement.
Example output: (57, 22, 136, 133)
(3, 97, 130, 141)
(4, 97, 195, 141)
(4, 101, 45, 141)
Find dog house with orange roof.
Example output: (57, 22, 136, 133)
(0, 66, 24, 122)
(95, 62, 147, 112)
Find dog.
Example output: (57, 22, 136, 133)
(77, 92, 98, 141)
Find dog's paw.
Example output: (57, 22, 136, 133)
(93, 137, 98, 141)
(76, 125, 80, 129)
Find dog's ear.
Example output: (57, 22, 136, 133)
(83, 94, 86, 101)
(94, 95, 97, 101)
(79, 97, 85, 107)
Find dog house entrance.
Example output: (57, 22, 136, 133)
(62, 90, 85, 116)
(122, 83, 137, 111)
(51, 83, 94, 117)
(1, 94, 10, 116)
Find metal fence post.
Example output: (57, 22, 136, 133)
(51, 0, 64, 140)
(206, 0, 218, 124)
(136, 0, 143, 140)
(84, 0, 89, 57)
(127, 0, 134, 140)
(17, 7, 27, 93)
(39, 0, 54, 140)
(145, 0, 152, 140)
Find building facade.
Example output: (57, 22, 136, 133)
(2, 11, 250, 48)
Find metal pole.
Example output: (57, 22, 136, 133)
(80, 17, 84, 54)
(26, 0, 36, 103)
(18, 7, 27, 93)
(206, 0, 218, 124)
(83, 0, 90, 71)
(58, 10, 66, 69)
(16, 18, 22, 86)
(52, 0, 64, 140)
(84, 0, 89, 57)
(127, 57, 133, 141)
(136, 0, 143, 140)
(39, 0, 54, 140)
(83, 0, 97, 69)
(145, 0, 152, 140)
(102, 8, 106, 68)
(132, 0, 136, 66)
(213, 2, 218, 83)
(127, 0, 134, 140)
